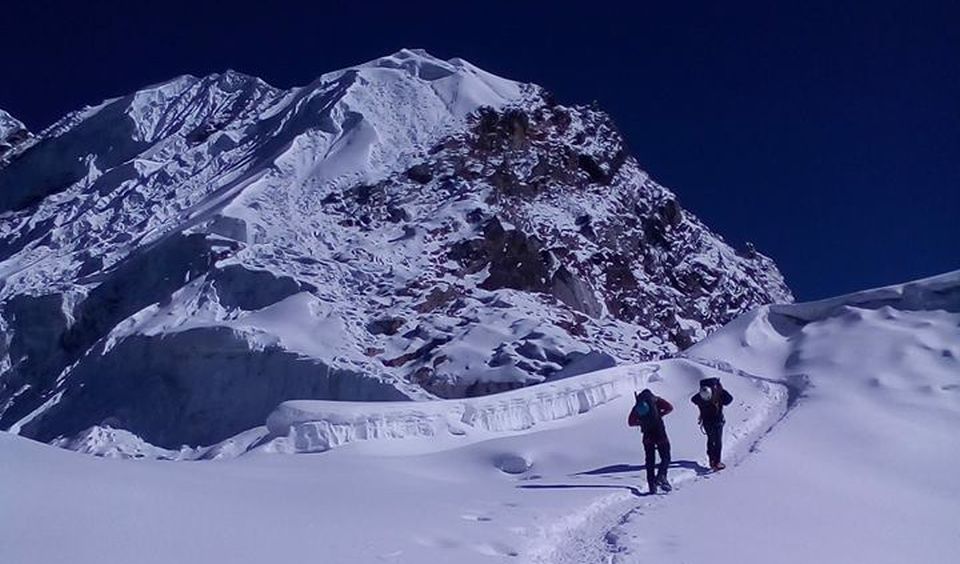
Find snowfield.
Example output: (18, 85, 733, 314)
(2, 270, 957, 563)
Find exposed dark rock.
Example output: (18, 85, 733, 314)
(738, 241, 758, 259)
(406, 163, 433, 184)
(482, 231, 550, 292)
(660, 197, 683, 227)
(575, 213, 595, 238)
(551, 266, 603, 317)
(354, 184, 376, 205)
(415, 286, 460, 313)
(516, 341, 547, 361)
(386, 204, 409, 223)
(367, 316, 406, 336)
(501, 109, 530, 149)
(578, 154, 608, 183)
(383, 337, 451, 368)
(465, 207, 485, 224)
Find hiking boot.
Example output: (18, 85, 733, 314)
(648, 482, 658, 494)
(711, 461, 726, 471)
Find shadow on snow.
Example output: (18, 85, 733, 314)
(516, 459, 713, 498)
(576, 459, 712, 477)
(518, 483, 650, 497)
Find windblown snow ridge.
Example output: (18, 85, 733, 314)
(773, 269, 960, 320)
(266, 363, 659, 453)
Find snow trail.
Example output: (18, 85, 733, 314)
(528, 358, 797, 564)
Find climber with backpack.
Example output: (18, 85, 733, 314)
(627, 388, 674, 494)
(691, 378, 734, 471)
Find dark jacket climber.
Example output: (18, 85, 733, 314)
(691, 378, 733, 470)
(628, 388, 674, 493)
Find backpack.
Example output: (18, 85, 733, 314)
(699, 377, 721, 390)
(627, 390, 661, 428)
(697, 377, 725, 427)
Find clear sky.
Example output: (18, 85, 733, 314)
(2, 0, 956, 300)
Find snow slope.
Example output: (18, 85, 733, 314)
(1, 357, 785, 563)
(581, 270, 960, 563)
(4, 270, 955, 563)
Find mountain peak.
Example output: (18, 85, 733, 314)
(0, 108, 33, 163)
(0, 108, 28, 138)
(361, 48, 457, 73)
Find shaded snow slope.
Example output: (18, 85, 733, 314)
(0, 49, 790, 451)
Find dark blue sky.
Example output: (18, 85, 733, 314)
(2, 1, 957, 300)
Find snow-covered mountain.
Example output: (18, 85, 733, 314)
(0, 108, 33, 163)
(0, 49, 790, 451)
(2, 270, 955, 564)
